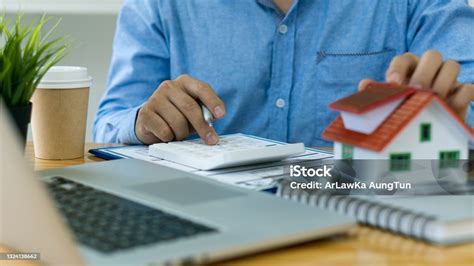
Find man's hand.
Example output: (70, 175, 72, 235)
(359, 50, 474, 118)
(136, 74, 226, 145)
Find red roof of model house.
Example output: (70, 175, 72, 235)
(322, 83, 474, 152)
(329, 83, 416, 113)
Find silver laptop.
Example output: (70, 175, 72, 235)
(0, 102, 354, 265)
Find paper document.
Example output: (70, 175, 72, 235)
(92, 138, 333, 190)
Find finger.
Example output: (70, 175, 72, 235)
(165, 81, 219, 145)
(448, 81, 462, 98)
(409, 50, 443, 89)
(136, 108, 161, 144)
(446, 84, 474, 118)
(432, 60, 460, 98)
(153, 99, 190, 141)
(358, 79, 376, 91)
(139, 108, 175, 144)
(177, 74, 226, 119)
(385, 53, 419, 84)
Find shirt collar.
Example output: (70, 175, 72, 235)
(257, 0, 299, 17)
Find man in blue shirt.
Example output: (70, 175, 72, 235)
(94, 0, 474, 147)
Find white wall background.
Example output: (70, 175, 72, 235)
(17, 14, 118, 142)
(55, 14, 118, 142)
(3, 0, 122, 142)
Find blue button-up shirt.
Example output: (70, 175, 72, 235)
(94, 0, 474, 146)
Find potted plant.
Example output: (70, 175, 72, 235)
(0, 14, 69, 143)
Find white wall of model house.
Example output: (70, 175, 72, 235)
(334, 101, 470, 160)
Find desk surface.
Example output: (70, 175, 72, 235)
(1, 143, 473, 266)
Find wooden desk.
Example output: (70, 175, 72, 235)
(2, 143, 473, 265)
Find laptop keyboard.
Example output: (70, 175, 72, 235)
(46, 177, 217, 253)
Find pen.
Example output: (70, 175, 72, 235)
(201, 104, 214, 127)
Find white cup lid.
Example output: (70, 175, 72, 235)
(37, 66, 92, 89)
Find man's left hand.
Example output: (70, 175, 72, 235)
(359, 50, 474, 118)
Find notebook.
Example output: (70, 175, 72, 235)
(278, 182, 474, 245)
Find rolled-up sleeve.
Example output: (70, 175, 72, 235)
(406, 0, 474, 126)
(93, 0, 170, 143)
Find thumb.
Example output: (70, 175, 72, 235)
(358, 79, 376, 91)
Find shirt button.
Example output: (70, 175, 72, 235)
(278, 24, 288, 34)
(276, 98, 286, 108)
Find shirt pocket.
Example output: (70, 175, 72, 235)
(315, 48, 397, 93)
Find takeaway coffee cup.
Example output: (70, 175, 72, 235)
(31, 66, 92, 159)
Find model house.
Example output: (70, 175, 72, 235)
(322, 83, 474, 171)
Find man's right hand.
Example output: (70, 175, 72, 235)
(135, 74, 226, 145)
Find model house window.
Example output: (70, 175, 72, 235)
(420, 123, 431, 142)
(342, 144, 353, 159)
(390, 153, 411, 171)
(439, 151, 460, 168)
